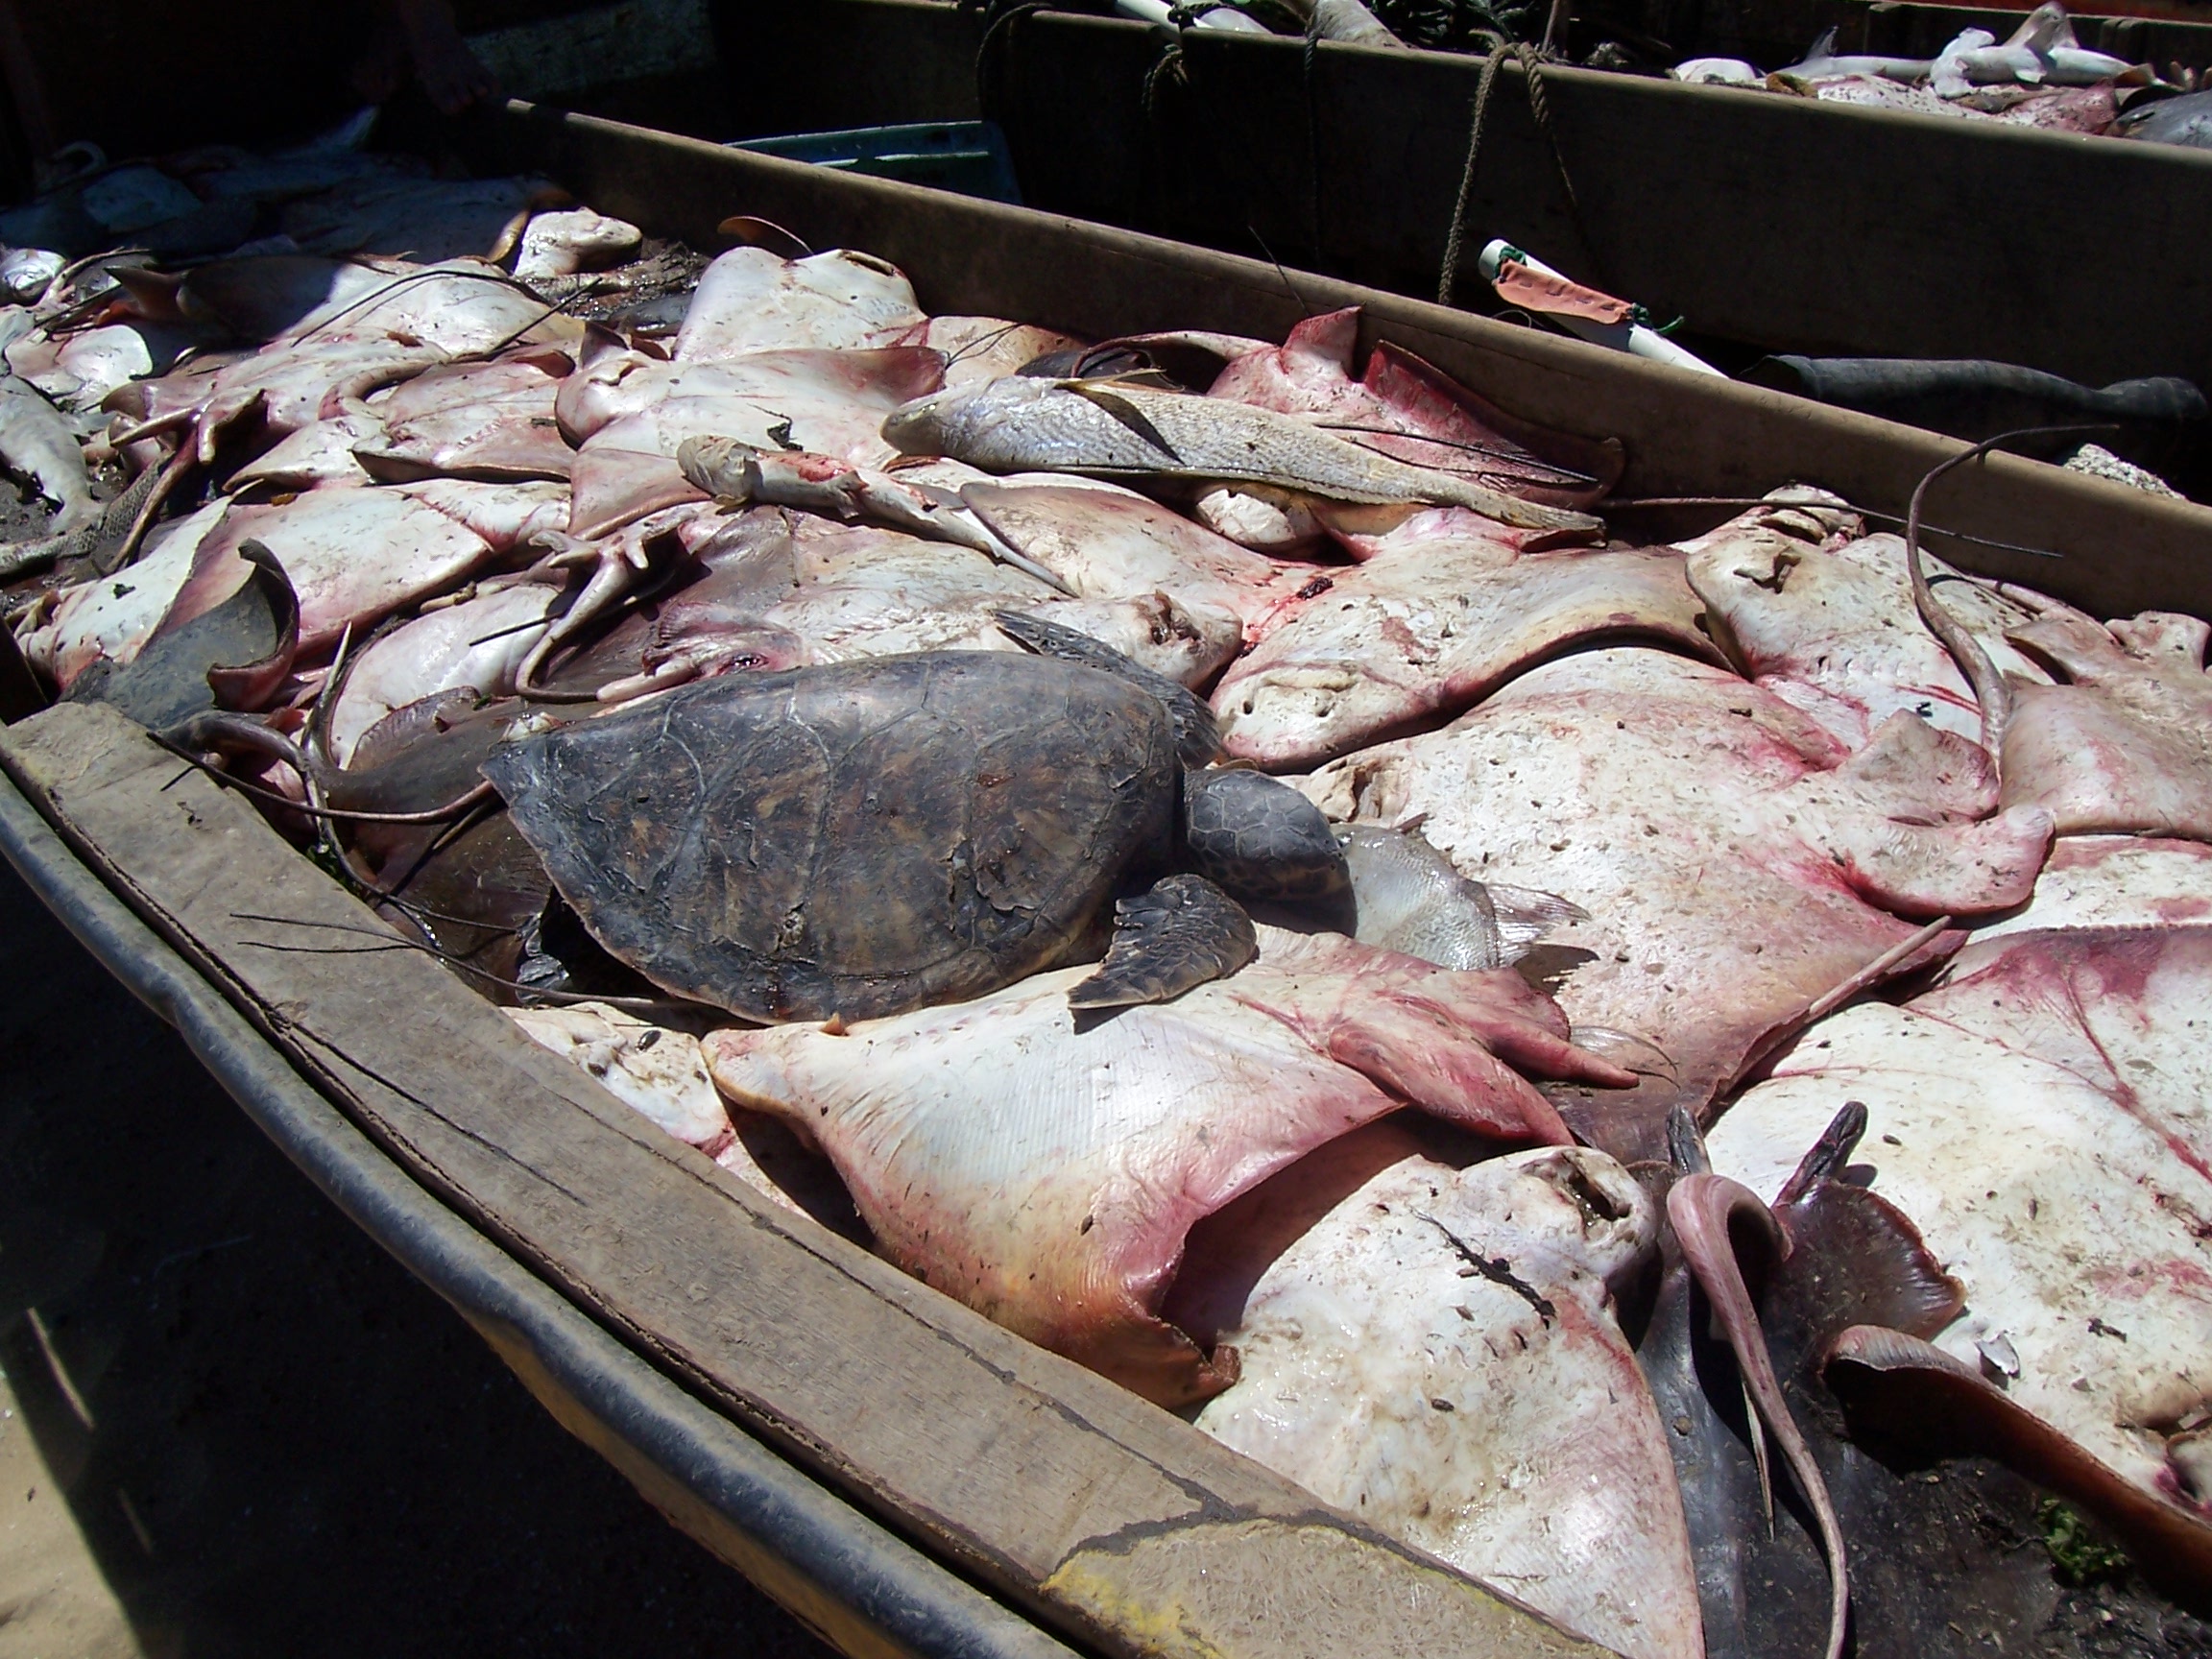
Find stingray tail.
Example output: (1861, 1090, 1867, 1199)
(1669, 1173, 1852, 1659)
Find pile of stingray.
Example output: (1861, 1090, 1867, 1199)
(3, 132, 2209, 1659)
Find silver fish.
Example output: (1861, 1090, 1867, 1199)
(0, 373, 95, 534)
(1337, 823, 1584, 970)
(881, 375, 1603, 535)
(1780, 29, 1932, 81)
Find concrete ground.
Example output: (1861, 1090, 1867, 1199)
(0, 860, 831, 1659)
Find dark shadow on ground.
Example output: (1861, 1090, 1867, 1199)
(0, 859, 833, 1659)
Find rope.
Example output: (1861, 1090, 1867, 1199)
(1437, 41, 1509, 304)
(1303, 9, 1326, 264)
(975, 0, 1050, 131)
(1139, 29, 1192, 227)
(1434, 39, 1590, 305)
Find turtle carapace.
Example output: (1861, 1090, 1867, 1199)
(481, 615, 1349, 1023)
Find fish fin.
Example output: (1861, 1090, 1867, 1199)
(1774, 1100, 1868, 1207)
(1057, 379, 1185, 463)
(1068, 875, 1258, 1011)
(1485, 881, 1589, 957)
(1805, 25, 1837, 58)
(204, 540, 301, 712)
(2008, 2, 2071, 50)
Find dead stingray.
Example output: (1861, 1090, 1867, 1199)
(64, 538, 297, 727)
(1646, 1105, 2096, 1657)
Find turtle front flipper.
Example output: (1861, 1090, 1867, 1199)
(1183, 767, 1351, 906)
(1069, 874, 1257, 1010)
(994, 609, 1220, 765)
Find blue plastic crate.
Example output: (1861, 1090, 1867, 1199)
(730, 121, 1022, 204)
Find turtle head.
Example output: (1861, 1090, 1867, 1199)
(1182, 767, 1351, 909)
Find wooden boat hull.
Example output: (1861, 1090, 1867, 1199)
(727, 0, 2212, 395)
(6, 102, 2212, 1658)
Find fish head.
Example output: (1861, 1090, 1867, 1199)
(879, 375, 1049, 456)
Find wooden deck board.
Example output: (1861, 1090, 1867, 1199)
(0, 701, 1614, 1659)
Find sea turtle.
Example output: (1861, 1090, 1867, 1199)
(479, 613, 1350, 1023)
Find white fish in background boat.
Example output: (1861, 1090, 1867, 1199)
(674, 247, 927, 359)
(1930, 3, 2133, 96)
(705, 925, 1633, 1407)
(1779, 29, 1934, 81)
(1683, 493, 2075, 752)
(2000, 609, 2212, 840)
(1708, 924, 2212, 1525)
(1180, 1131, 1702, 1659)
(881, 375, 1606, 535)
(1671, 57, 1764, 84)
(1213, 530, 1722, 768)
(0, 372, 97, 533)
(1305, 647, 2053, 1163)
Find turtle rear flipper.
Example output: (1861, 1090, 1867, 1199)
(1070, 875, 1257, 1011)
(994, 608, 1220, 765)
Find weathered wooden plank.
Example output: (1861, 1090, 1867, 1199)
(0, 700, 1614, 1659)
(477, 102, 2212, 623)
